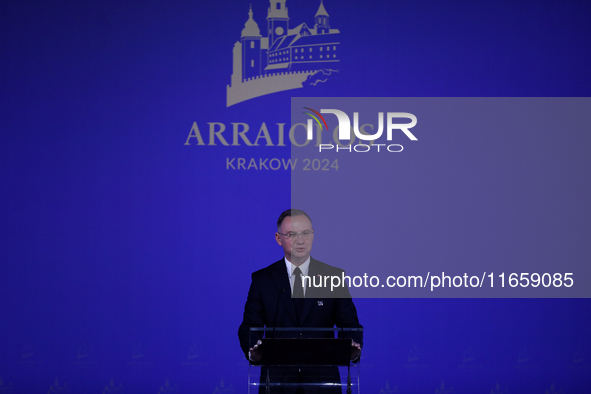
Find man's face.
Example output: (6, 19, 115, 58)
(275, 215, 314, 265)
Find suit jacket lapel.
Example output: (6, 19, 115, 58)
(271, 260, 298, 327)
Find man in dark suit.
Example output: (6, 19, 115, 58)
(238, 209, 362, 393)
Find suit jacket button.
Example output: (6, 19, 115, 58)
(299, 332, 303, 336)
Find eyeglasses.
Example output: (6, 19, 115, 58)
(277, 230, 314, 240)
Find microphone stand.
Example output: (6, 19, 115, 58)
(266, 287, 285, 394)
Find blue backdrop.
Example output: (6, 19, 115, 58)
(1, 0, 590, 392)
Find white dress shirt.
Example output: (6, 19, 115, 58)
(284, 256, 310, 296)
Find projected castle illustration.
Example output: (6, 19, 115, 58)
(227, 0, 340, 106)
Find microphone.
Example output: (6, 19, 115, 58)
(271, 287, 286, 339)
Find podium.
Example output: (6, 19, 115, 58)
(248, 327, 362, 394)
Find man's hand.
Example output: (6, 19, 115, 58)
(350, 341, 361, 361)
(248, 340, 263, 362)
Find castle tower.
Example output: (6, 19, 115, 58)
(315, 0, 330, 34)
(267, 0, 289, 46)
(241, 5, 262, 81)
(231, 41, 242, 87)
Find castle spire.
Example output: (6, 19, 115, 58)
(241, 4, 261, 38)
(315, 0, 329, 17)
(315, 0, 330, 34)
